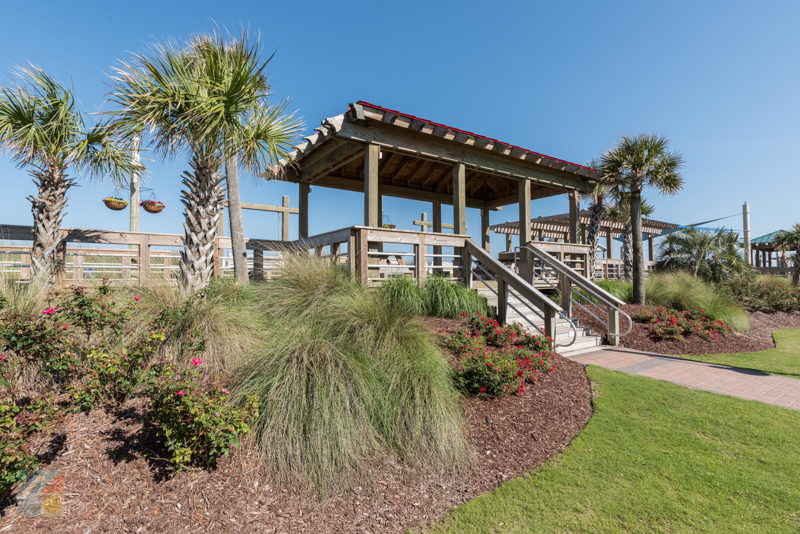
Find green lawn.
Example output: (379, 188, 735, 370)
(680, 329, 800, 377)
(425, 366, 800, 534)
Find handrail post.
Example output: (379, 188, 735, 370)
(559, 275, 572, 315)
(138, 235, 151, 283)
(544, 308, 558, 346)
(348, 230, 357, 279)
(608, 308, 620, 346)
(358, 228, 368, 285)
(497, 274, 507, 325)
(462, 244, 472, 288)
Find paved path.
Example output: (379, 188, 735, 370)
(568, 347, 800, 411)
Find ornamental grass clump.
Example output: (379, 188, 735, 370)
(422, 275, 490, 318)
(232, 254, 467, 491)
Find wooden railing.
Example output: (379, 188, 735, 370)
(0, 224, 287, 285)
(594, 258, 655, 280)
(524, 244, 632, 345)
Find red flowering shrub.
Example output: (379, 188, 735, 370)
(449, 313, 555, 397)
(634, 307, 734, 342)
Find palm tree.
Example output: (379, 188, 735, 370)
(774, 223, 800, 286)
(657, 227, 751, 282)
(0, 66, 133, 282)
(600, 134, 684, 304)
(109, 31, 302, 290)
(581, 160, 613, 279)
(605, 195, 654, 279)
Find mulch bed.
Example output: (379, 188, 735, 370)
(1, 318, 593, 534)
(575, 305, 800, 356)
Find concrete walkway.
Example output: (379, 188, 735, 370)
(568, 347, 800, 411)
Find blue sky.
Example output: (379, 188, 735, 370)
(1, 0, 798, 253)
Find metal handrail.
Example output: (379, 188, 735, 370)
(468, 249, 578, 347)
(525, 245, 633, 337)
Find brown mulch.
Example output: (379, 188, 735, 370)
(575, 305, 800, 356)
(1, 319, 593, 534)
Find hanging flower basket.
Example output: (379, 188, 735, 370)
(141, 200, 165, 214)
(382, 223, 396, 229)
(103, 197, 128, 210)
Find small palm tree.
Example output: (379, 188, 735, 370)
(0, 67, 133, 282)
(581, 160, 613, 279)
(657, 227, 751, 282)
(774, 224, 800, 286)
(109, 31, 302, 291)
(601, 134, 684, 304)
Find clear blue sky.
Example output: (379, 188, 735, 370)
(1, 0, 798, 253)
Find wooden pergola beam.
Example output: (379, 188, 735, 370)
(313, 175, 487, 208)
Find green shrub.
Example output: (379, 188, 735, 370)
(378, 276, 425, 315)
(448, 314, 555, 397)
(724, 275, 800, 312)
(422, 276, 489, 318)
(0, 393, 54, 496)
(634, 307, 734, 341)
(233, 254, 466, 491)
(146, 359, 257, 469)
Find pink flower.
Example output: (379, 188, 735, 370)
(0, 354, 5, 361)
(221, 388, 229, 395)
(134, 296, 142, 301)
(191, 358, 203, 366)
(478, 386, 487, 393)
(41, 307, 57, 315)
(177, 390, 186, 396)
(62, 325, 68, 331)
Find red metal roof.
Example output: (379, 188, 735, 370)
(355, 100, 597, 174)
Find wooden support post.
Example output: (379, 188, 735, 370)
(544, 308, 558, 345)
(462, 246, 472, 287)
(648, 234, 655, 261)
(253, 248, 264, 280)
(364, 143, 380, 227)
(480, 208, 491, 252)
(281, 196, 291, 241)
(120, 255, 129, 280)
(505, 234, 513, 252)
(432, 202, 442, 272)
(74, 253, 84, 281)
(138, 235, 151, 283)
(358, 228, 369, 285)
(415, 233, 426, 285)
(419, 212, 428, 232)
(299, 183, 310, 239)
(518, 179, 532, 282)
(55, 241, 67, 288)
(497, 275, 507, 325)
(608, 308, 621, 346)
(568, 191, 580, 243)
(606, 228, 614, 259)
(559, 276, 572, 315)
(212, 238, 222, 278)
(348, 230, 357, 279)
(20, 252, 31, 280)
(452, 163, 466, 234)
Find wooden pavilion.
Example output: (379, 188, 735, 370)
(750, 231, 791, 274)
(490, 211, 679, 279)
(263, 101, 600, 253)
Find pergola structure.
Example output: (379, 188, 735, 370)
(263, 101, 600, 259)
(490, 210, 679, 261)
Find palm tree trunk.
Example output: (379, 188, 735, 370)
(180, 156, 225, 292)
(225, 155, 249, 283)
(28, 168, 73, 284)
(630, 189, 646, 304)
(622, 230, 632, 279)
(586, 201, 604, 279)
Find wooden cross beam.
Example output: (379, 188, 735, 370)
(219, 196, 299, 240)
(413, 212, 455, 232)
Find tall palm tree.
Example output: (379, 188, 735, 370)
(600, 134, 684, 304)
(0, 66, 133, 282)
(774, 223, 800, 286)
(657, 227, 750, 282)
(109, 31, 302, 291)
(605, 195, 654, 279)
